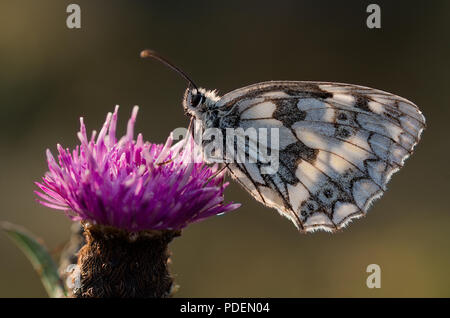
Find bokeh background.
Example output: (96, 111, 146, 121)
(0, 0, 449, 297)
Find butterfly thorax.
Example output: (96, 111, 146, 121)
(183, 88, 239, 129)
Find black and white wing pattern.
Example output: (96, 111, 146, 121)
(217, 81, 425, 232)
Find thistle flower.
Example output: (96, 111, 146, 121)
(35, 106, 240, 297)
(35, 106, 239, 232)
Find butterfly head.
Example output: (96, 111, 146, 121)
(183, 87, 220, 118)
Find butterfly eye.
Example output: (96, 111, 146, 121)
(190, 93, 204, 108)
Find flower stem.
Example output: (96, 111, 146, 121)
(74, 223, 180, 298)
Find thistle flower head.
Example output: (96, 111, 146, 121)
(35, 106, 239, 231)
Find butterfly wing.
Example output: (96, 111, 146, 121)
(218, 81, 425, 232)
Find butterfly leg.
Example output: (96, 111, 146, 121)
(203, 163, 228, 187)
(157, 159, 173, 166)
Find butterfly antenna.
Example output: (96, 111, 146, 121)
(140, 49, 198, 91)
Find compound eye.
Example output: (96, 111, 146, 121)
(190, 93, 204, 108)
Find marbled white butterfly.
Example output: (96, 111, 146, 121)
(141, 49, 425, 233)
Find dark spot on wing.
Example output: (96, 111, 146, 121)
(337, 113, 348, 121)
(282, 141, 318, 168)
(217, 107, 240, 128)
(382, 107, 403, 125)
(277, 140, 319, 185)
(354, 95, 371, 112)
(300, 199, 319, 219)
(323, 188, 333, 198)
(273, 100, 306, 127)
(335, 127, 353, 138)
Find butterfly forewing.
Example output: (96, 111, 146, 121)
(217, 81, 425, 232)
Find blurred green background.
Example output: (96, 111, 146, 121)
(0, 0, 449, 297)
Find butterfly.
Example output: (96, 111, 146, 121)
(141, 49, 426, 233)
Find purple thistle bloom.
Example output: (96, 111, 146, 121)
(35, 106, 240, 232)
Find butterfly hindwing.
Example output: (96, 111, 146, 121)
(219, 81, 425, 232)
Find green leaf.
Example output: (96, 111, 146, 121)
(1, 221, 66, 298)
